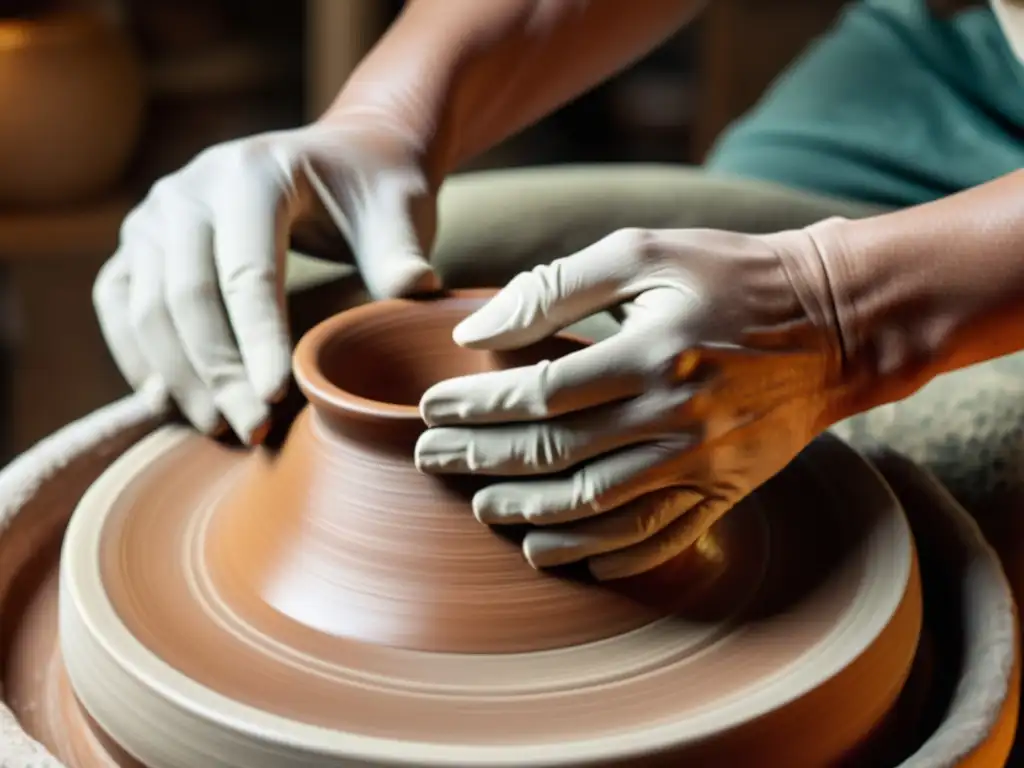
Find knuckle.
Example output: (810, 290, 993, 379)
(128, 294, 165, 336)
(226, 138, 267, 169)
(194, 137, 247, 168)
(625, 388, 687, 428)
(520, 426, 569, 470)
(92, 260, 118, 306)
(630, 497, 668, 539)
(607, 227, 659, 262)
(117, 205, 151, 244)
(166, 276, 220, 316)
(570, 465, 606, 509)
(513, 360, 559, 420)
(220, 261, 276, 299)
(506, 267, 542, 296)
(640, 338, 680, 370)
(149, 173, 182, 202)
(192, 142, 225, 167)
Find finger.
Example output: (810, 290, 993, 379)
(522, 487, 704, 570)
(588, 496, 733, 581)
(128, 239, 220, 433)
(420, 328, 655, 426)
(416, 388, 695, 475)
(452, 228, 651, 349)
(93, 250, 153, 392)
(307, 160, 439, 299)
(469, 441, 688, 524)
(164, 214, 269, 443)
(212, 183, 293, 405)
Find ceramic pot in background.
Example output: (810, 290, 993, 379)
(0, 9, 144, 206)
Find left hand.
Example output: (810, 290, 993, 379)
(414, 226, 850, 580)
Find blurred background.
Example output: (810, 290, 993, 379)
(0, 0, 847, 465)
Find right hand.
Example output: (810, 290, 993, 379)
(94, 119, 440, 442)
(415, 225, 848, 579)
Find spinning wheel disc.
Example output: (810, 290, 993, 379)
(59, 429, 920, 767)
(53, 294, 921, 767)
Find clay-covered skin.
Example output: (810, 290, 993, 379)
(47, 293, 924, 766)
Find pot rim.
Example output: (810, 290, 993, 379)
(292, 288, 580, 425)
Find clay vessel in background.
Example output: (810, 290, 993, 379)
(0, 8, 144, 206)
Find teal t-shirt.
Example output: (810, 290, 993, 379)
(705, 0, 1024, 207)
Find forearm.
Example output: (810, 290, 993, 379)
(320, 0, 702, 179)
(810, 169, 1024, 418)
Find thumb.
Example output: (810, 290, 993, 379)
(453, 228, 644, 350)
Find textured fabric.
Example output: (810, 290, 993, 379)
(706, 0, 1024, 207)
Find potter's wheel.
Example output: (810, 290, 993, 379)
(7, 295, 923, 767)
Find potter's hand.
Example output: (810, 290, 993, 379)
(93, 121, 439, 442)
(415, 226, 849, 580)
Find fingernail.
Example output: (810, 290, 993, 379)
(214, 383, 270, 446)
(414, 429, 469, 472)
(268, 382, 290, 404)
(248, 418, 271, 446)
(453, 290, 521, 347)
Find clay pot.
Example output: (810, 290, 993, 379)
(1, 292, 1008, 767)
(0, 10, 144, 206)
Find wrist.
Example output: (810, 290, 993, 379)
(760, 224, 854, 428)
(316, 3, 476, 183)
(762, 217, 939, 427)
(316, 0, 544, 182)
(793, 216, 947, 420)
(318, 86, 457, 191)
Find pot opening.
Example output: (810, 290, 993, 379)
(313, 307, 472, 410)
(295, 296, 586, 423)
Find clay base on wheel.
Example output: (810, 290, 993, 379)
(0, 424, 1018, 767)
(40, 428, 914, 767)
